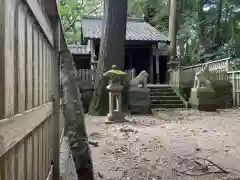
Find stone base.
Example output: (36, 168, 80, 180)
(189, 87, 217, 111)
(129, 106, 151, 114)
(128, 87, 151, 114)
(105, 112, 128, 124)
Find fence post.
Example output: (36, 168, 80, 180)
(52, 58, 60, 180)
(226, 58, 230, 71)
(232, 72, 236, 107)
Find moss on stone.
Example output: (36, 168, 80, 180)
(88, 76, 129, 116)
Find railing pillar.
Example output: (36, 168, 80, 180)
(226, 58, 230, 71)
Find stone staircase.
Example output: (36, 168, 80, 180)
(148, 85, 185, 109)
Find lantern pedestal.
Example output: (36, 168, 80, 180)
(103, 65, 128, 124)
(105, 84, 128, 124)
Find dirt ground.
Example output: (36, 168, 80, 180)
(84, 108, 240, 180)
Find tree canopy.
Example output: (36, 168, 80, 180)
(58, 0, 103, 44)
(58, 0, 240, 67)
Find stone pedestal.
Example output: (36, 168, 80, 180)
(103, 65, 128, 124)
(105, 88, 128, 124)
(128, 87, 151, 114)
(189, 87, 217, 111)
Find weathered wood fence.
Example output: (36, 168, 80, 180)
(181, 57, 232, 72)
(170, 58, 240, 106)
(0, 0, 65, 180)
(76, 69, 136, 82)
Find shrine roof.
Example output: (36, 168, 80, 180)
(81, 16, 169, 42)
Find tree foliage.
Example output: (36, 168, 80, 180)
(128, 0, 240, 67)
(58, 0, 103, 44)
(58, 0, 240, 67)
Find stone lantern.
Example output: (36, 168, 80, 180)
(103, 65, 128, 123)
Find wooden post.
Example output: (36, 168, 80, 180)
(232, 72, 236, 107)
(226, 58, 230, 71)
(150, 47, 154, 83)
(156, 55, 160, 84)
(52, 19, 61, 180)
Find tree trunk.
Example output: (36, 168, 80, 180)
(61, 51, 94, 180)
(215, 0, 223, 45)
(89, 0, 128, 115)
(198, 0, 205, 46)
(168, 0, 178, 61)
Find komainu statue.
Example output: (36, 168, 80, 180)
(193, 65, 213, 89)
(129, 70, 148, 88)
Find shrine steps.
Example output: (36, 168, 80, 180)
(148, 85, 185, 109)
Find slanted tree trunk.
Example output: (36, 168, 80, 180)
(61, 50, 94, 180)
(89, 0, 128, 115)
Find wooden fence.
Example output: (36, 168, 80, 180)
(0, 0, 64, 180)
(170, 58, 240, 106)
(76, 69, 136, 82)
(227, 71, 240, 106)
(181, 57, 232, 72)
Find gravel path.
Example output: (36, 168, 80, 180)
(85, 108, 240, 180)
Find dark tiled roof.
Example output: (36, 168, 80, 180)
(81, 16, 169, 42)
(68, 45, 90, 55)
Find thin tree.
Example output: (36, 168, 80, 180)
(168, 0, 178, 63)
(89, 0, 128, 115)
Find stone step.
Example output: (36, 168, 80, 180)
(149, 88, 173, 92)
(151, 99, 183, 104)
(150, 91, 176, 96)
(150, 96, 180, 100)
(151, 104, 185, 109)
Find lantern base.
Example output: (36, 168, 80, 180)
(105, 111, 128, 124)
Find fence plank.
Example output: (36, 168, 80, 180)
(38, 125, 43, 180)
(17, 142, 25, 180)
(42, 121, 46, 179)
(33, 26, 39, 107)
(39, 34, 43, 105)
(46, 47, 49, 102)
(33, 127, 39, 180)
(4, 149, 15, 180)
(0, 159, 4, 179)
(24, 0, 54, 45)
(17, 3, 26, 113)
(45, 117, 49, 176)
(26, 135, 33, 180)
(0, 0, 16, 118)
(43, 40, 46, 103)
(26, 15, 33, 110)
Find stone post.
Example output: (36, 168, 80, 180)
(103, 65, 128, 123)
(90, 55, 98, 81)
